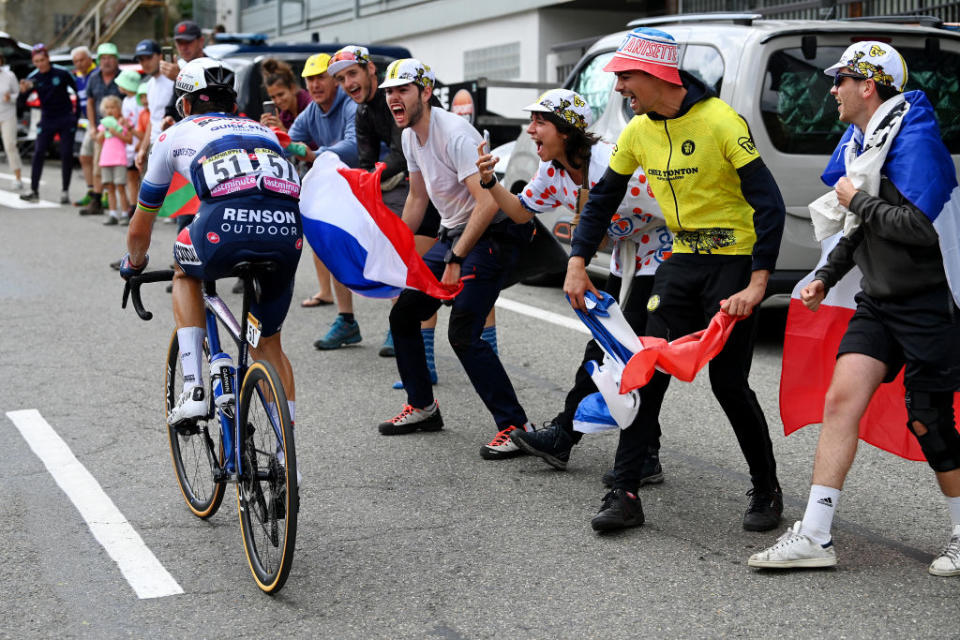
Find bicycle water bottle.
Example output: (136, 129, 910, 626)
(210, 352, 236, 410)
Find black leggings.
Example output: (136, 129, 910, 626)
(612, 254, 778, 493)
(31, 116, 76, 192)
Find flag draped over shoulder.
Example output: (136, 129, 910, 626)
(777, 238, 960, 461)
(299, 153, 461, 300)
(822, 90, 960, 308)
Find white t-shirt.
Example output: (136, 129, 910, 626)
(0, 66, 18, 122)
(146, 74, 174, 145)
(122, 94, 143, 165)
(402, 107, 482, 230)
(519, 141, 672, 277)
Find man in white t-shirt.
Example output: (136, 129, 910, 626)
(134, 39, 173, 173)
(376, 58, 536, 460)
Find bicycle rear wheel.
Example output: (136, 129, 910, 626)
(236, 360, 298, 594)
(165, 330, 226, 519)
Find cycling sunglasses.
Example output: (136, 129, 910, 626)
(833, 71, 868, 87)
(330, 49, 370, 66)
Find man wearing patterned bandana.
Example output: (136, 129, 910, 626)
(749, 42, 960, 577)
(564, 27, 787, 534)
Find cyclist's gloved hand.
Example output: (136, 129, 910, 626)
(119, 253, 148, 281)
(286, 141, 307, 158)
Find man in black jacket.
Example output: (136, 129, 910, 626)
(749, 42, 960, 576)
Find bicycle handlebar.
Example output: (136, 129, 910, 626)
(122, 270, 175, 321)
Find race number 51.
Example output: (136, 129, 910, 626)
(246, 312, 262, 348)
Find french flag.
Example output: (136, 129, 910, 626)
(781, 92, 960, 461)
(299, 153, 461, 300)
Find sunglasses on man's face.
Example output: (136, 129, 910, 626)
(833, 72, 868, 87)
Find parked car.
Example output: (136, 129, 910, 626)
(502, 14, 960, 295)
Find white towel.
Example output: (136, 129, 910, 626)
(808, 94, 908, 241)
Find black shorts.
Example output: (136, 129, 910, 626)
(174, 195, 303, 336)
(381, 177, 441, 238)
(838, 285, 960, 392)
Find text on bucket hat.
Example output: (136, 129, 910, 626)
(96, 42, 119, 61)
(302, 53, 331, 78)
(824, 41, 908, 92)
(379, 58, 435, 90)
(523, 88, 593, 131)
(602, 27, 681, 86)
(173, 20, 203, 41)
(327, 46, 371, 76)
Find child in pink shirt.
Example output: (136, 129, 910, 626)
(97, 95, 132, 225)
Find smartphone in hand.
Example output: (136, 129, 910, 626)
(483, 129, 491, 150)
(262, 101, 277, 116)
(161, 46, 173, 62)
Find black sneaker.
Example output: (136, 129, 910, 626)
(743, 486, 784, 532)
(602, 454, 665, 488)
(591, 489, 644, 532)
(19, 191, 39, 202)
(510, 420, 573, 470)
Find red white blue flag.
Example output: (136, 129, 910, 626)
(299, 153, 461, 300)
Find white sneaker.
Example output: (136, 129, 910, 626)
(14, 179, 24, 191)
(167, 386, 207, 427)
(748, 521, 837, 569)
(929, 525, 960, 577)
(479, 422, 534, 460)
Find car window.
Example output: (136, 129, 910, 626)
(762, 45, 960, 154)
(681, 44, 724, 95)
(569, 51, 617, 123)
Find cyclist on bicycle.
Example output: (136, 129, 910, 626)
(121, 58, 303, 430)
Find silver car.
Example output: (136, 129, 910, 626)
(502, 14, 960, 295)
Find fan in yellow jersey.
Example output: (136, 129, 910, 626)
(564, 27, 787, 534)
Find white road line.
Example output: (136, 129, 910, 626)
(0, 191, 58, 209)
(495, 295, 590, 335)
(5, 409, 183, 599)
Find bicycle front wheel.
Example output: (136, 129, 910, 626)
(236, 360, 298, 594)
(165, 330, 226, 519)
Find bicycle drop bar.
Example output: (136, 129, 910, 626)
(122, 270, 176, 321)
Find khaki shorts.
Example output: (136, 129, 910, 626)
(100, 164, 127, 185)
(80, 126, 95, 156)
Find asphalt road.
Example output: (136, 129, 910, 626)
(1, 167, 957, 639)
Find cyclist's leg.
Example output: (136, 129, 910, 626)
(250, 334, 294, 402)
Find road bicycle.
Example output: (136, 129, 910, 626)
(123, 262, 298, 594)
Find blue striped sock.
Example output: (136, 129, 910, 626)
(422, 328, 438, 384)
(482, 325, 498, 356)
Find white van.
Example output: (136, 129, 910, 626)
(502, 14, 960, 295)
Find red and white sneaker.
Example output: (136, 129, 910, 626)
(378, 401, 443, 435)
(480, 422, 534, 460)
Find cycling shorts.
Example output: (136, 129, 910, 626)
(174, 195, 303, 336)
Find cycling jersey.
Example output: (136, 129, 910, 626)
(138, 112, 303, 336)
(519, 140, 671, 277)
(609, 92, 759, 258)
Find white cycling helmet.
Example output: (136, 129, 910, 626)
(174, 57, 236, 117)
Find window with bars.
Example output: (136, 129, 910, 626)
(464, 42, 521, 80)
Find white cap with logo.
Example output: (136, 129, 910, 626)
(824, 41, 908, 92)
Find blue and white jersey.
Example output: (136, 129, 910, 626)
(138, 112, 300, 212)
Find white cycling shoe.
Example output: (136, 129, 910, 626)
(168, 386, 208, 428)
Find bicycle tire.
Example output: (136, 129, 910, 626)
(165, 330, 226, 519)
(236, 360, 298, 594)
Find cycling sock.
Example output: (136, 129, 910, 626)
(422, 328, 437, 382)
(482, 325, 498, 356)
(948, 496, 960, 527)
(339, 312, 355, 324)
(287, 400, 295, 424)
(177, 327, 206, 393)
(800, 484, 840, 545)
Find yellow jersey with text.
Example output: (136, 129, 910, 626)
(608, 97, 759, 256)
